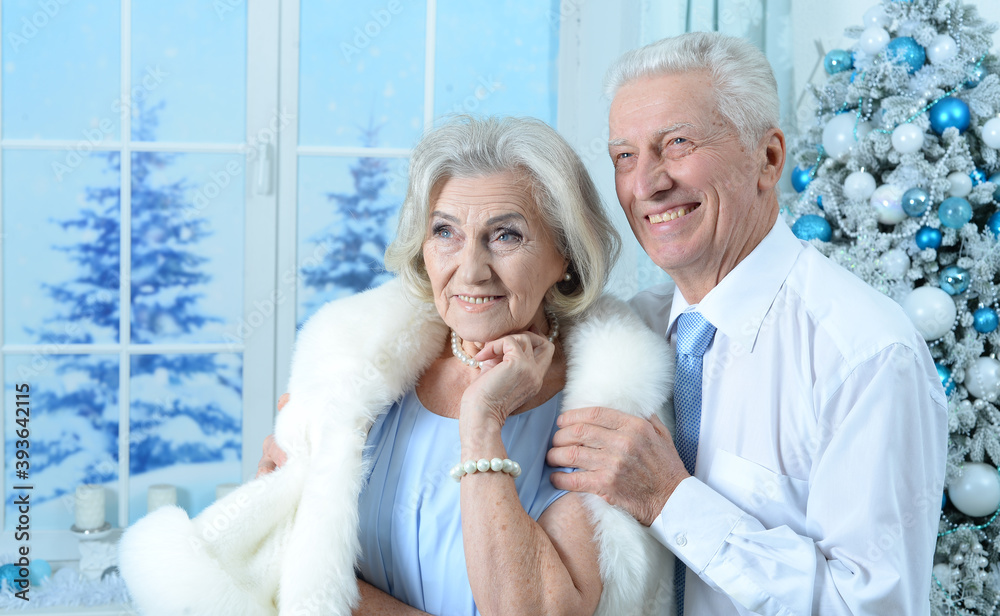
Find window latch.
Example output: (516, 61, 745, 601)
(256, 143, 273, 195)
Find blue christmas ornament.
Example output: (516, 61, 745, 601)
(791, 165, 813, 192)
(936, 363, 955, 396)
(929, 97, 971, 135)
(824, 49, 853, 75)
(971, 168, 988, 186)
(938, 196, 972, 228)
(816, 195, 824, 210)
(0, 564, 18, 592)
(28, 559, 51, 585)
(791, 214, 832, 242)
(990, 172, 1000, 202)
(988, 211, 1000, 238)
(967, 65, 986, 88)
(939, 265, 970, 295)
(974, 307, 999, 333)
(886, 37, 926, 74)
(916, 226, 942, 249)
(902, 187, 930, 217)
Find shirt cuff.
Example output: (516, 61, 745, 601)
(647, 476, 747, 574)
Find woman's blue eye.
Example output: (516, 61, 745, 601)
(432, 225, 452, 238)
(494, 228, 521, 243)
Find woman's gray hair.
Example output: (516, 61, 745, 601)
(385, 115, 621, 318)
(604, 31, 779, 149)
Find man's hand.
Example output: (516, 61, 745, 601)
(255, 393, 290, 478)
(546, 406, 688, 526)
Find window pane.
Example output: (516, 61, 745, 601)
(4, 354, 120, 531)
(130, 151, 244, 344)
(435, 0, 559, 124)
(3, 150, 120, 345)
(2, 1, 121, 141)
(130, 0, 246, 143)
(128, 353, 242, 524)
(297, 155, 407, 325)
(299, 0, 426, 148)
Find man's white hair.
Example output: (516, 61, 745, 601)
(605, 31, 780, 149)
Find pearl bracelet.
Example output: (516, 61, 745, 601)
(450, 458, 521, 481)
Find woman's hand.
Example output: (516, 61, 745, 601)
(255, 393, 290, 478)
(459, 332, 554, 439)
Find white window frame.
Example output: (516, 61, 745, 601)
(0, 0, 619, 568)
(556, 0, 656, 300)
(275, 0, 437, 389)
(0, 0, 280, 561)
(275, 0, 628, 387)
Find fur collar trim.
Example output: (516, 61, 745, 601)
(120, 280, 675, 615)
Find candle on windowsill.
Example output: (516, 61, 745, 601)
(147, 484, 177, 512)
(74, 484, 105, 531)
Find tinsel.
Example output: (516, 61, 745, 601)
(0, 563, 129, 610)
(782, 0, 1000, 613)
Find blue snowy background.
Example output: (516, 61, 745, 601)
(2, 0, 559, 530)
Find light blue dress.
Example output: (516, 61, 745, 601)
(356, 389, 569, 616)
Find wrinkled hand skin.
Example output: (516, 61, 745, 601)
(547, 406, 689, 526)
(459, 331, 554, 440)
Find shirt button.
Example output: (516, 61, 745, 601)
(675, 533, 688, 547)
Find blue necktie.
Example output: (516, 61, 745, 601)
(672, 311, 716, 615)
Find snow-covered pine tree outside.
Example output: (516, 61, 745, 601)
(298, 122, 400, 325)
(783, 1, 1000, 612)
(3, 104, 242, 528)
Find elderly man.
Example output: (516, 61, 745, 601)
(546, 32, 947, 615)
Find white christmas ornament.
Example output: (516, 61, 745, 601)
(932, 564, 957, 592)
(947, 171, 973, 197)
(966, 357, 1000, 402)
(862, 5, 889, 29)
(982, 117, 1000, 150)
(949, 462, 1000, 517)
(879, 249, 910, 278)
(902, 286, 956, 341)
(859, 27, 890, 55)
(843, 170, 877, 200)
(823, 115, 872, 160)
(927, 34, 958, 65)
(891, 123, 924, 154)
(869, 184, 907, 224)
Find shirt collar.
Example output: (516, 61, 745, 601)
(666, 217, 803, 352)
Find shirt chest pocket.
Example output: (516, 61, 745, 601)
(706, 449, 810, 536)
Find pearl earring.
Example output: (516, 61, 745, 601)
(563, 272, 571, 281)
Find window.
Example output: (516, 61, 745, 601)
(0, 0, 568, 561)
(276, 0, 562, 387)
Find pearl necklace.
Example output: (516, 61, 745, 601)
(450, 313, 560, 369)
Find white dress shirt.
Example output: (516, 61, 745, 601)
(630, 218, 948, 615)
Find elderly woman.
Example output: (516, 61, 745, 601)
(120, 116, 675, 616)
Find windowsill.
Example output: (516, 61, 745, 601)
(13, 606, 134, 615)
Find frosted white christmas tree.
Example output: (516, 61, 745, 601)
(782, 0, 1000, 612)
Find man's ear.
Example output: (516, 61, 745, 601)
(758, 127, 786, 193)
